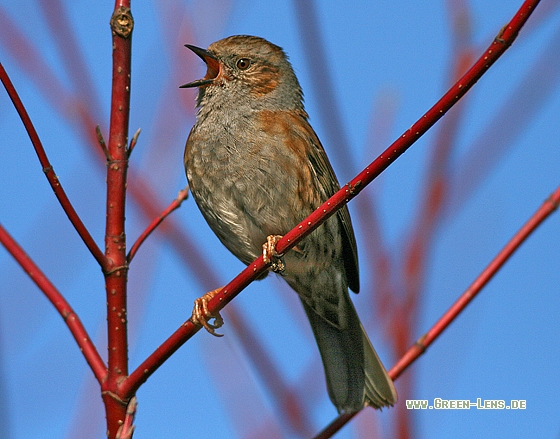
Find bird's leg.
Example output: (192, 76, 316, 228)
(191, 287, 225, 337)
(263, 235, 285, 274)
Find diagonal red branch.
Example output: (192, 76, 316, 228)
(121, 0, 541, 399)
(0, 63, 107, 269)
(0, 223, 107, 383)
(127, 187, 189, 263)
(391, 184, 560, 381)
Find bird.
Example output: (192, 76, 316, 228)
(181, 35, 397, 414)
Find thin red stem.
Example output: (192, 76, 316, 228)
(0, 63, 107, 269)
(0, 223, 106, 383)
(127, 187, 189, 263)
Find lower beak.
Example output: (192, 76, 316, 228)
(180, 44, 222, 88)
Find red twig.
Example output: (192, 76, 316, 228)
(0, 63, 107, 269)
(121, 0, 541, 402)
(127, 127, 141, 157)
(127, 187, 189, 262)
(0, 223, 106, 383)
(96, 125, 112, 161)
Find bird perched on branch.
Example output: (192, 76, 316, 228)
(182, 35, 396, 413)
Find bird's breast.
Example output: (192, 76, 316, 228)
(186, 115, 287, 262)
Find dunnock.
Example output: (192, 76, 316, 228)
(182, 35, 397, 413)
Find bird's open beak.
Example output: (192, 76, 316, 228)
(180, 44, 222, 88)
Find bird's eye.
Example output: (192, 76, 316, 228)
(236, 58, 251, 70)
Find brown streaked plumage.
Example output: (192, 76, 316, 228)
(182, 35, 397, 413)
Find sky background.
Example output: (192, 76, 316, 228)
(0, 0, 559, 438)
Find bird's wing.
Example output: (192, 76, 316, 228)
(295, 112, 360, 293)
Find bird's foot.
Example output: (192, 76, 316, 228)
(263, 235, 285, 273)
(191, 288, 224, 337)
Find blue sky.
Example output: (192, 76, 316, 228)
(1, 1, 559, 438)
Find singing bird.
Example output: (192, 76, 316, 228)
(181, 35, 397, 413)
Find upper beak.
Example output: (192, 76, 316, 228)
(180, 44, 222, 88)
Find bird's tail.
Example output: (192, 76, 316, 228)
(300, 296, 397, 413)
(360, 321, 398, 409)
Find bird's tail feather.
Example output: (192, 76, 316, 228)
(361, 322, 398, 409)
(300, 297, 397, 413)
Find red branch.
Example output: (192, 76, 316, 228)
(0, 223, 106, 383)
(0, 63, 107, 269)
(391, 185, 560, 380)
(127, 187, 189, 263)
(121, 0, 541, 400)
(102, 3, 134, 438)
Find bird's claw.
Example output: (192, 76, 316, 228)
(263, 235, 285, 273)
(191, 288, 224, 337)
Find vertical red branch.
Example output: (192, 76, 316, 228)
(103, 3, 134, 438)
